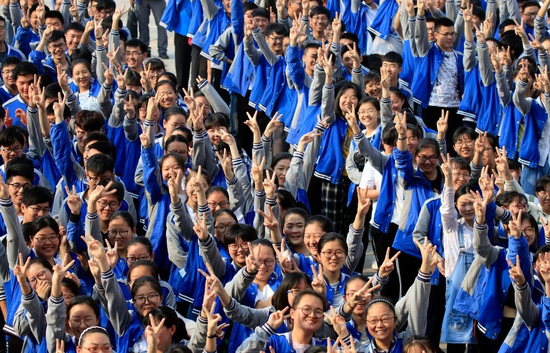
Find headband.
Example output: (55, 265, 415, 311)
(78, 326, 109, 346)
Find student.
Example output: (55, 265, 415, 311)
(3, 62, 38, 126)
(29, 29, 70, 82)
(0, 57, 22, 103)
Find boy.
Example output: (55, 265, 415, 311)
(3, 62, 38, 126)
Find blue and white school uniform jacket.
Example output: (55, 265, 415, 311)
(344, 2, 377, 56)
(28, 50, 71, 83)
(367, 0, 399, 41)
(410, 27, 464, 108)
(2, 42, 26, 61)
(371, 155, 397, 233)
(0, 85, 15, 104)
(15, 27, 40, 57)
(223, 41, 255, 96)
(391, 148, 442, 258)
(160, 0, 193, 37)
(3, 95, 29, 128)
(457, 41, 483, 124)
(200, 8, 230, 62)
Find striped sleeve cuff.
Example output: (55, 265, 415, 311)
(517, 79, 528, 88)
(474, 222, 488, 231)
(293, 151, 304, 160)
(197, 79, 208, 90)
(243, 267, 257, 278)
(315, 63, 324, 72)
(49, 295, 64, 304)
(496, 71, 506, 79)
(253, 142, 263, 150)
(86, 212, 98, 221)
(354, 132, 365, 141)
(116, 88, 127, 95)
(476, 42, 488, 49)
(260, 322, 275, 336)
(101, 269, 114, 279)
(514, 281, 528, 291)
(96, 45, 106, 52)
(22, 291, 36, 301)
(199, 234, 215, 246)
(375, 272, 388, 285)
(266, 197, 277, 206)
(324, 83, 334, 90)
(197, 204, 210, 213)
(352, 67, 363, 74)
(254, 190, 266, 198)
(171, 200, 183, 209)
(197, 316, 208, 325)
(232, 157, 244, 167)
(261, 135, 272, 143)
(499, 209, 512, 223)
(65, 92, 76, 102)
(193, 129, 209, 139)
(110, 29, 119, 36)
(417, 271, 431, 282)
(315, 122, 327, 132)
(464, 41, 475, 48)
(27, 107, 38, 114)
(417, 16, 426, 21)
(380, 97, 391, 104)
(226, 177, 238, 185)
(225, 298, 236, 310)
(408, 16, 416, 22)
(341, 334, 352, 346)
(330, 43, 341, 51)
(103, 83, 113, 89)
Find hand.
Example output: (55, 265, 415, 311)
(193, 213, 209, 241)
(56, 64, 69, 91)
(490, 52, 502, 73)
(204, 301, 224, 337)
(324, 306, 349, 338)
(356, 186, 371, 217)
(344, 43, 361, 68)
(310, 264, 326, 296)
(538, 252, 550, 286)
(437, 110, 448, 139)
(500, 46, 512, 67)
(529, 33, 544, 52)
(346, 276, 381, 309)
(518, 58, 530, 82)
(69, 0, 79, 22)
(33, 84, 46, 110)
(264, 112, 283, 138)
(88, 181, 117, 206)
(495, 146, 512, 180)
(106, 47, 122, 73)
(94, 19, 104, 43)
(0, 172, 9, 200)
(15, 108, 27, 126)
(462, 3, 473, 23)
(508, 209, 523, 239)
(198, 262, 226, 298)
(332, 11, 342, 36)
(144, 313, 164, 350)
(483, 13, 493, 39)
(102, 63, 114, 86)
(167, 168, 184, 203)
(319, 50, 334, 78)
(535, 65, 550, 93)
(251, 155, 266, 189)
(257, 205, 280, 233)
(417, 0, 426, 14)
(245, 242, 261, 273)
(117, 68, 128, 90)
(405, 0, 415, 16)
(88, 258, 101, 284)
(244, 110, 261, 136)
(394, 111, 407, 138)
(297, 130, 322, 152)
(81, 234, 106, 261)
(141, 63, 153, 92)
(441, 152, 452, 185)
(343, 104, 359, 130)
(188, 166, 205, 194)
(13, 253, 31, 283)
(267, 306, 290, 330)
(122, 96, 136, 120)
(140, 125, 151, 148)
(36, 1, 46, 25)
(479, 165, 495, 202)
(216, 148, 234, 181)
(514, 19, 528, 42)
(20, 9, 30, 28)
(474, 131, 487, 155)
(146, 96, 159, 121)
(65, 185, 82, 215)
(506, 254, 525, 286)
(263, 170, 278, 198)
(55, 339, 65, 353)
(36, 278, 52, 299)
(182, 86, 197, 115)
(105, 241, 119, 269)
(378, 247, 401, 278)
(272, 239, 299, 273)
(471, 190, 487, 224)
(302, 0, 310, 16)
(414, 236, 439, 274)
(52, 255, 75, 288)
(112, 3, 129, 23)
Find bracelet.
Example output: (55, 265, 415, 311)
(398, 136, 407, 141)
(207, 334, 217, 339)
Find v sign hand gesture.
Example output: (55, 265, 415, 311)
(507, 255, 526, 287)
(378, 247, 401, 278)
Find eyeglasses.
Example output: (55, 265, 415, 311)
(406, 136, 419, 143)
(63, 294, 75, 302)
(258, 258, 275, 266)
(48, 43, 67, 51)
(287, 289, 300, 297)
(367, 316, 396, 325)
(1, 69, 14, 75)
(107, 229, 130, 238)
(268, 36, 285, 43)
(454, 139, 473, 147)
(167, 149, 188, 155)
(28, 206, 50, 215)
(133, 293, 160, 304)
(149, 69, 164, 77)
(28, 270, 48, 285)
(8, 182, 32, 191)
(522, 227, 536, 235)
(208, 201, 229, 209)
(320, 250, 346, 259)
(87, 175, 112, 183)
(69, 316, 97, 327)
(125, 51, 143, 57)
(228, 242, 249, 251)
(437, 32, 456, 37)
(0, 146, 22, 154)
(214, 223, 235, 232)
(510, 203, 527, 210)
(80, 344, 113, 353)
(417, 155, 439, 163)
(523, 11, 537, 17)
(33, 235, 59, 244)
(311, 16, 328, 21)
(452, 173, 470, 180)
(127, 255, 151, 264)
(97, 200, 120, 209)
(358, 109, 378, 115)
(295, 306, 325, 319)
(0, 26, 6, 31)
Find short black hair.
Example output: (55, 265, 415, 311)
(45, 10, 64, 26)
(224, 223, 258, 245)
(47, 30, 66, 46)
(13, 62, 39, 81)
(125, 39, 148, 54)
(22, 186, 52, 207)
(382, 51, 403, 67)
(86, 154, 115, 175)
(66, 21, 85, 33)
(165, 106, 188, 122)
(74, 110, 104, 132)
(146, 58, 165, 71)
(452, 127, 476, 144)
(1, 56, 21, 70)
(204, 112, 230, 130)
(434, 17, 455, 32)
(164, 134, 188, 151)
(252, 7, 269, 19)
(71, 50, 93, 66)
(536, 175, 550, 193)
(127, 236, 153, 254)
(522, 1, 540, 12)
(28, 216, 59, 239)
(309, 5, 331, 20)
(472, 5, 485, 21)
(0, 126, 25, 148)
(44, 83, 62, 101)
(87, 141, 117, 160)
(97, 179, 124, 202)
(6, 157, 34, 183)
(265, 23, 288, 37)
(341, 32, 359, 45)
(84, 132, 109, 146)
(46, 101, 70, 120)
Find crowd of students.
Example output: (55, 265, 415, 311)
(0, 0, 547, 351)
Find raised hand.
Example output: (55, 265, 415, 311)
(394, 111, 407, 138)
(508, 209, 523, 239)
(378, 247, 401, 278)
(272, 239, 299, 274)
(471, 190, 487, 224)
(343, 104, 359, 133)
(479, 165, 494, 202)
(141, 63, 153, 92)
(122, 95, 136, 120)
(102, 62, 114, 86)
(264, 112, 283, 138)
(140, 125, 151, 148)
(146, 96, 159, 120)
(257, 205, 280, 233)
(244, 110, 261, 137)
(441, 152, 452, 186)
(356, 186, 371, 217)
(188, 166, 205, 194)
(506, 254, 525, 286)
(324, 306, 349, 338)
(251, 155, 266, 189)
(167, 168, 183, 204)
(105, 241, 119, 269)
(310, 264, 326, 296)
(297, 130, 322, 152)
(55, 338, 65, 353)
(81, 234, 107, 261)
(13, 253, 31, 283)
(346, 276, 381, 309)
(56, 64, 69, 91)
(263, 170, 278, 198)
(414, 236, 439, 274)
(144, 313, 164, 351)
(245, 243, 261, 273)
(437, 110, 449, 139)
(267, 306, 290, 330)
(0, 173, 8, 199)
(117, 68, 128, 90)
(193, 213, 209, 241)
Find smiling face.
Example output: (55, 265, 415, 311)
(416, 146, 438, 174)
(253, 244, 276, 282)
(434, 25, 456, 50)
(357, 101, 379, 130)
(522, 218, 537, 246)
(30, 227, 60, 260)
(133, 283, 162, 316)
(365, 80, 381, 100)
(366, 302, 397, 346)
(291, 294, 325, 334)
(185, 174, 209, 205)
(108, 217, 134, 252)
(304, 222, 326, 256)
(453, 134, 475, 161)
(157, 83, 177, 109)
(76, 332, 111, 353)
(345, 279, 369, 315)
(214, 213, 237, 243)
(456, 193, 475, 223)
(68, 304, 99, 341)
(227, 237, 249, 267)
(26, 262, 53, 292)
(273, 158, 291, 186)
(339, 88, 359, 115)
(72, 63, 92, 91)
(537, 184, 550, 214)
(2, 64, 16, 89)
(284, 214, 306, 248)
(319, 239, 346, 274)
(389, 91, 405, 113)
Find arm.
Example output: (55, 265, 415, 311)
(513, 282, 540, 330)
(512, 78, 533, 116)
(252, 27, 280, 66)
(197, 78, 230, 115)
(308, 64, 326, 106)
(1, 198, 29, 268)
(224, 267, 256, 303)
(415, 2, 432, 58)
(473, 221, 500, 268)
(477, 43, 495, 87)
(20, 291, 47, 343)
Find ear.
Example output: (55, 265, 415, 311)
(151, 252, 155, 261)
(20, 203, 27, 214)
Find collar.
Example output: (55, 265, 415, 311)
(369, 337, 397, 353)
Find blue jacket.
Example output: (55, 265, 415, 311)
(223, 41, 255, 96)
(314, 113, 349, 184)
(15, 27, 40, 57)
(367, 0, 398, 40)
(457, 59, 483, 123)
(2, 95, 29, 128)
(29, 50, 71, 82)
(518, 96, 548, 168)
(200, 10, 230, 62)
(160, 0, 193, 36)
(476, 79, 500, 135)
(410, 32, 464, 108)
(391, 148, 442, 258)
(371, 155, 397, 233)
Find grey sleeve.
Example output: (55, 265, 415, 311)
(108, 88, 127, 128)
(331, 43, 344, 80)
(95, 46, 108, 86)
(198, 235, 227, 278)
(244, 39, 261, 66)
(495, 71, 511, 107)
(223, 298, 271, 328)
(463, 41, 478, 72)
(192, 130, 220, 181)
(236, 324, 271, 353)
(477, 43, 495, 87)
(354, 133, 390, 174)
(380, 97, 393, 132)
(536, 16, 548, 42)
(9, 3, 21, 33)
(166, 210, 189, 270)
(200, 0, 219, 20)
(0, 239, 11, 282)
(26, 107, 46, 157)
(309, 64, 326, 106)
(351, 68, 366, 99)
(345, 148, 363, 185)
(506, 0, 522, 22)
(209, 28, 232, 63)
(84, 212, 103, 244)
(512, 80, 533, 116)
(224, 267, 256, 303)
(344, 224, 365, 273)
(197, 80, 230, 115)
(187, 316, 208, 353)
(394, 274, 431, 337)
(408, 17, 419, 57)
(1, 199, 30, 268)
(45, 296, 67, 353)
(59, 0, 71, 31)
(252, 28, 280, 66)
(253, 190, 266, 239)
(98, 83, 114, 119)
(124, 117, 139, 142)
(21, 292, 47, 343)
(453, 12, 465, 49)
(412, 202, 433, 245)
(100, 269, 133, 336)
(445, 0, 457, 21)
(473, 222, 500, 268)
(540, 52, 550, 73)
(514, 282, 540, 330)
(415, 16, 432, 57)
(321, 84, 336, 126)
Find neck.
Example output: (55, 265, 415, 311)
(14, 203, 22, 216)
(291, 328, 312, 345)
(186, 198, 197, 211)
(324, 268, 340, 283)
(374, 336, 393, 351)
(254, 278, 268, 289)
(292, 243, 310, 256)
(313, 31, 325, 42)
(423, 168, 438, 181)
(6, 84, 17, 95)
(352, 313, 367, 331)
(100, 219, 109, 233)
(117, 249, 126, 259)
(53, 57, 67, 66)
(0, 41, 6, 52)
(306, 68, 314, 77)
(390, 77, 398, 87)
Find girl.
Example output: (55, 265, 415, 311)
(69, 60, 103, 114)
(76, 327, 113, 353)
(137, 306, 190, 352)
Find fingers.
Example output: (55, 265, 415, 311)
(389, 251, 401, 262)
